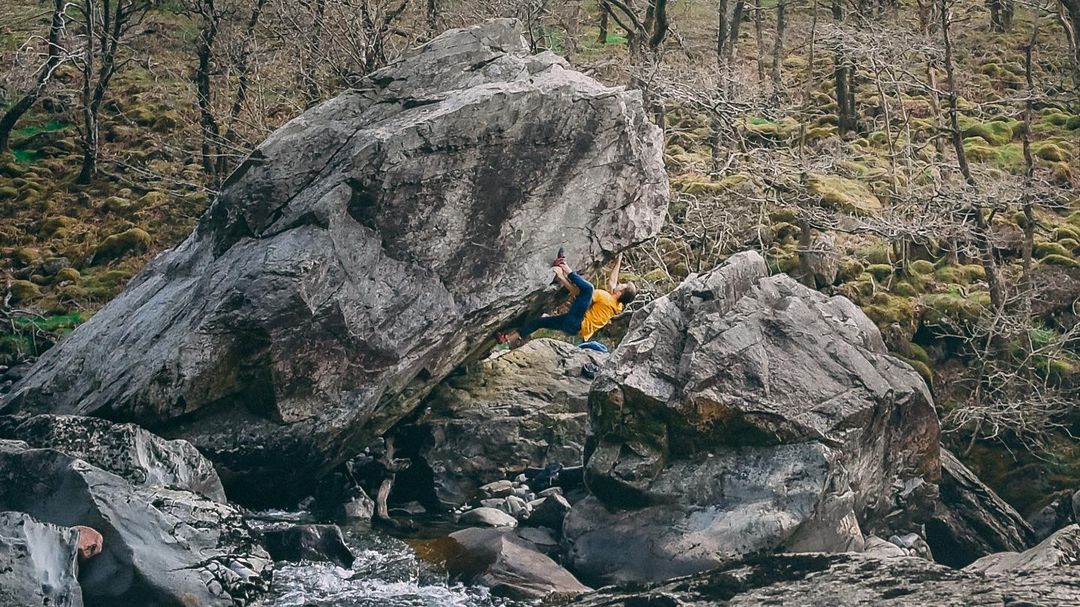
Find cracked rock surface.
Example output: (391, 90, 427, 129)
(566, 251, 942, 585)
(0, 19, 667, 506)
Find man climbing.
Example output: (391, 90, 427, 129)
(499, 248, 637, 346)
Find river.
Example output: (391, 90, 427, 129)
(253, 512, 527, 607)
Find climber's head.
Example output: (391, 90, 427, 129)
(614, 282, 637, 305)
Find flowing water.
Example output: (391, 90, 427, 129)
(253, 512, 528, 607)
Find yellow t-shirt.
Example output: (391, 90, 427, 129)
(580, 290, 623, 341)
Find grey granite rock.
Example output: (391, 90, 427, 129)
(408, 339, 602, 509)
(0, 414, 225, 502)
(0, 511, 83, 607)
(566, 251, 941, 585)
(0, 441, 271, 606)
(0, 19, 667, 506)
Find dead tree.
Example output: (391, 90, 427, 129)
(832, 0, 858, 135)
(187, 0, 232, 181)
(0, 0, 68, 153)
(72, 0, 150, 184)
(988, 0, 1015, 32)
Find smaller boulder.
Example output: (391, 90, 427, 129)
(0, 511, 83, 607)
(91, 227, 150, 265)
(443, 527, 590, 600)
(966, 524, 1080, 575)
(1028, 490, 1077, 541)
(862, 535, 906, 558)
(479, 480, 514, 500)
(262, 524, 354, 569)
(338, 489, 375, 522)
(459, 507, 517, 528)
(526, 494, 571, 531)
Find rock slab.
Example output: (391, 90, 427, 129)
(566, 251, 941, 585)
(0, 413, 226, 502)
(0, 440, 271, 606)
(565, 552, 1080, 606)
(0, 511, 83, 607)
(0, 19, 667, 506)
(409, 338, 602, 508)
(427, 527, 590, 600)
(926, 448, 1035, 567)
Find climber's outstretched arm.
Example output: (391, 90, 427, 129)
(608, 253, 622, 292)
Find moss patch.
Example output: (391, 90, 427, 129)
(806, 174, 882, 216)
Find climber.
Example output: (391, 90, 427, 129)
(499, 249, 636, 346)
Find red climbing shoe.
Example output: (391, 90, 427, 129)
(552, 247, 566, 268)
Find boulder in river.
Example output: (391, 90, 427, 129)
(403, 338, 602, 509)
(0, 18, 668, 507)
(417, 527, 589, 600)
(0, 511, 83, 607)
(565, 251, 942, 585)
(0, 440, 271, 606)
(262, 524, 354, 569)
(0, 413, 226, 502)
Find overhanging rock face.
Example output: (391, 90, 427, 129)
(0, 19, 668, 505)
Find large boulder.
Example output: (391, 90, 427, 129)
(0, 440, 271, 606)
(261, 524, 354, 569)
(404, 338, 602, 508)
(0, 19, 667, 506)
(564, 552, 1080, 606)
(925, 448, 1035, 567)
(0, 414, 226, 502)
(564, 251, 941, 585)
(0, 511, 83, 607)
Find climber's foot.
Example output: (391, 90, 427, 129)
(497, 330, 521, 346)
(552, 247, 566, 268)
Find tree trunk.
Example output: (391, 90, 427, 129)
(0, 0, 66, 153)
(649, 0, 669, 48)
(195, 10, 221, 179)
(426, 0, 439, 35)
(941, 0, 1004, 311)
(1019, 23, 1038, 305)
(1059, 0, 1080, 86)
(304, 0, 328, 104)
(76, 0, 97, 185)
(988, 0, 1014, 32)
(220, 0, 269, 177)
(833, 0, 857, 135)
(770, 0, 786, 96)
(598, 1, 609, 42)
(754, 0, 765, 82)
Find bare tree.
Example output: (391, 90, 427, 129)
(988, 0, 1015, 32)
(72, 0, 151, 184)
(0, 0, 68, 153)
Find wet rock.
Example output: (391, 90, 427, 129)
(459, 507, 517, 529)
(0, 414, 226, 502)
(525, 494, 570, 530)
(564, 552, 1080, 606)
(0, 511, 83, 607)
(567, 251, 941, 585)
(262, 524, 354, 569)
(478, 480, 514, 500)
(863, 535, 907, 558)
(442, 527, 589, 600)
(338, 489, 375, 522)
(1, 20, 666, 507)
(0, 441, 271, 606)
(409, 339, 603, 509)
(925, 448, 1035, 567)
(966, 524, 1080, 575)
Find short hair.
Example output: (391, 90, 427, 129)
(618, 283, 637, 305)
